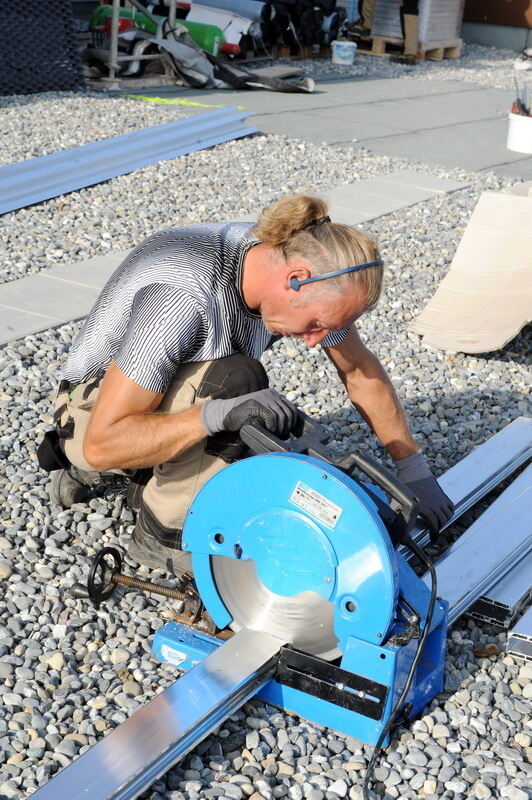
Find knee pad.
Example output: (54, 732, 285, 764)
(196, 355, 268, 400)
(197, 355, 269, 462)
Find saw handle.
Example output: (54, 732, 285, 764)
(240, 411, 328, 454)
(342, 452, 420, 535)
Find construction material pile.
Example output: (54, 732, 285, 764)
(372, 0, 464, 42)
(89, 0, 346, 67)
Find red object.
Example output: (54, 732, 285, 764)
(103, 17, 135, 35)
(221, 43, 240, 55)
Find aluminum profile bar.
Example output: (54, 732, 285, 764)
(30, 629, 284, 800)
(469, 551, 531, 628)
(425, 464, 532, 626)
(400, 416, 532, 561)
(507, 605, 532, 663)
(0, 108, 257, 215)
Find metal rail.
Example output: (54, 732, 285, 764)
(30, 630, 285, 800)
(428, 464, 532, 626)
(401, 416, 532, 559)
(469, 552, 531, 628)
(507, 605, 532, 663)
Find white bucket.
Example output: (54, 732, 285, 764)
(507, 112, 532, 154)
(331, 40, 357, 66)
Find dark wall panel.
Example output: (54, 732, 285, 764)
(0, 1, 84, 95)
(463, 0, 532, 28)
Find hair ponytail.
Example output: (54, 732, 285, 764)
(254, 195, 328, 246)
(254, 194, 384, 311)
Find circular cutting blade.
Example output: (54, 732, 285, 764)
(211, 555, 341, 661)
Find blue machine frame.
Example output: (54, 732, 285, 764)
(153, 452, 448, 745)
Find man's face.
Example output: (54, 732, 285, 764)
(261, 284, 367, 347)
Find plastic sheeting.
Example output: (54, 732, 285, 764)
(410, 192, 532, 353)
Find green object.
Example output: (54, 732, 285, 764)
(89, 5, 225, 56)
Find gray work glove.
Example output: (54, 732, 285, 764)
(201, 388, 297, 439)
(393, 451, 454, 536)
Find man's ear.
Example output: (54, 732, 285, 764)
(286, 258, 311, 291)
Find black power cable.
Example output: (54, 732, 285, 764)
(362, 529, 438, 800)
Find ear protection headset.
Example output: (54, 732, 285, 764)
(290, 261, 384, 291)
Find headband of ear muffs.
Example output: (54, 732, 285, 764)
(290, 260, 384, 291)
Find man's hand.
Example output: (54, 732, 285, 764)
(201, 389, 297, 438)
(394, 451, 454, 536)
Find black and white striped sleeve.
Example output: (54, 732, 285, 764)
(114, 283, 204, 393)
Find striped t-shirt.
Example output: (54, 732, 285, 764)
(61, 222, 349, 393)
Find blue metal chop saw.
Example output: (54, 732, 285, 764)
(48, 415, 447, 800)
(153, 416, 447, 747)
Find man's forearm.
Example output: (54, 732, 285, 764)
(84, 405, 207, 471)
(344, 357, 418, 460)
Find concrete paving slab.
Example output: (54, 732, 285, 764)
(486, 158, 532, 181)
(0, 274, 100, 320)
(358, 118, 532, 173)
(48, 251, 129, 289)
(356, 89, 512, 132)
(0, 307, 62, 345)
(383, 171, 467, 193)
(325, 179, 436, 204)
(325, 204, 375, 225)
(142, 77, 479, 115)
(320, 186, 425, 218)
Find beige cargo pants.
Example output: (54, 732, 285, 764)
(54, 355, 268, 540)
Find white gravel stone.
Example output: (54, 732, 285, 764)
(0, 562, 13, 579)
(43, 652, 64, 671)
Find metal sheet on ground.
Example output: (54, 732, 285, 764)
(401, 416, 532, 558)
(0, 108, 256, 216)
(30, 630, 284, 800)
(427, 464, 532, 625)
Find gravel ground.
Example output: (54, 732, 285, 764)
(0, 45, 531, 800)
(282, 42, 526, 91)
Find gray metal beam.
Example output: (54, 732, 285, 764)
(29, 629, 284, 800)
(426, 464, 532, 626)
(507, 605, 532, 663)
(401, 416, 532, 560)
(469, 552, 531, 629)
(0, 108, 257, 215)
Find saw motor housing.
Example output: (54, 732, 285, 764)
(153, 450, 448, 745)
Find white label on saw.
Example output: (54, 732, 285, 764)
(290, 481, 343, 528)
(160, 644, 188, 666)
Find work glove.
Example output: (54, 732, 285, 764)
(393, 451, 454, 537)
(201, 388, 298, 439)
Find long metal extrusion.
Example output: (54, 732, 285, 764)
(401, 416, 532, 560)
(507, 605, 532, 663)
(0, 108, 257, 215)
(425, 464, 532, 626)
(469, 551, 531, 629)
(30, 630, 285, 800)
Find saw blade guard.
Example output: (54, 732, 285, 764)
(182, 452, 399, 660)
